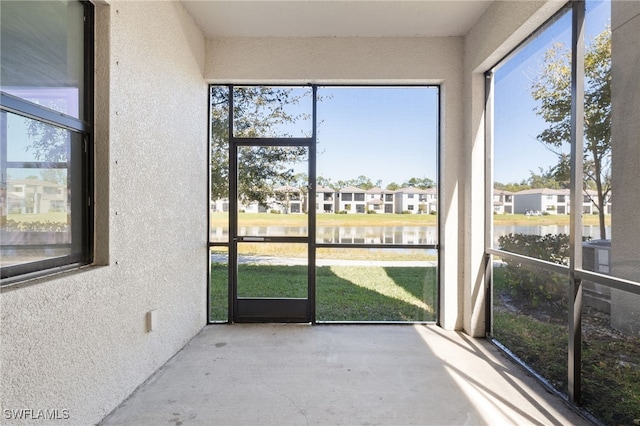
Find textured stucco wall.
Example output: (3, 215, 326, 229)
(205, 36, 465, 330)
(610, 0, 640, 334)
(0, 2, 207, 425)
(461, 0, 565, 336)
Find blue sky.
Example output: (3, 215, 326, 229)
(494, 0, 610, 184)
(315, 86, 438, 187)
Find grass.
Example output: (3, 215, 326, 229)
(492, 311, 568, 390)
(493, 266, 640, 425)
(213, 211, 612, 228)
(210, 263, 437, 322)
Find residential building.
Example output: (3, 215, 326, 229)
(513, 188, 611, 215)
(316, 185, 335, 213)
(366, 187, 384, 213)
(272, 185, 304, 214)
(394, 187, 433, 214)
(492, 189, 514, 214)
(337, 185, 367, 213)
(6, 179, 66, 214)
(513, 188, 570, 215)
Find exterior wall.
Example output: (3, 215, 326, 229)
(463, 0, 566, 336)
(610, 0, 640, 334)
(513, 193, 544, 214)
(0, 2, 207, 425)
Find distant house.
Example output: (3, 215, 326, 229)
(272, 185, 304, 214)
(316, 185, 335, 213)
(211, 198, 230, 212)
(513, 188, 569, 214)
(582, 189, 612, 215)
(422, 187, 438, 214)
(513, 188, 611, 215)
(493, 190, 514, 214)
(394, 187, 436, 214)
(366, 187, 384, 213)
(7, 179, 66, 214)
(337, 185, 367, 213)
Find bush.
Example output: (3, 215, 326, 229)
(497, 233, 570, 310)
(336, 210, 347, 214)
(366, 210, 377, 214)
(4, 219, 68, 232)
(430, 210, 437, 215)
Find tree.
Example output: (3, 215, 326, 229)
(316, 176, 333, 189)
(526, 167, 563, 189)
(530, 27, 611, 238)
(386, 182, 400, 191)
(402, 177, 435, 189)
(494, 181, 529, 193)
(210, 86, 310, 207)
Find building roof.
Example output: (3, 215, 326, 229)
(9, 179, 64, 188)
(394, 187, 429, 194)
(316, 185, 334, 193)
(339, 185, 367, 193)
(513, 188, 569, 196)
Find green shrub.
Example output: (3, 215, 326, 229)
(4, 219, 68, 232)
(366, 210, 377, 214)
(497, 233, 570, 311)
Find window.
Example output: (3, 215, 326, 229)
(1, 1, 94, 282)
(355, 204, 365, 213)
(385, 194, 393, 202)
(342, 193, 353, 201)
(408, 194, 414, 199)
(407, 205, 414, 211)
(354, 193, 365, 201)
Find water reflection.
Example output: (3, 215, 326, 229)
(211, 224, 611, 247)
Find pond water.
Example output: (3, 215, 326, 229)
(210, 224, 612, 246)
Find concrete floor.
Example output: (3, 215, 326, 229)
(101, 324, 590, 426)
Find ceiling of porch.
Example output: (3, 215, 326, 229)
(182, 0, 493, 38)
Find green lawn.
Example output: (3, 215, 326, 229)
(210, 263, 437, 322)
(492, 266, 640, 425)
(212, 211, 610, 228)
